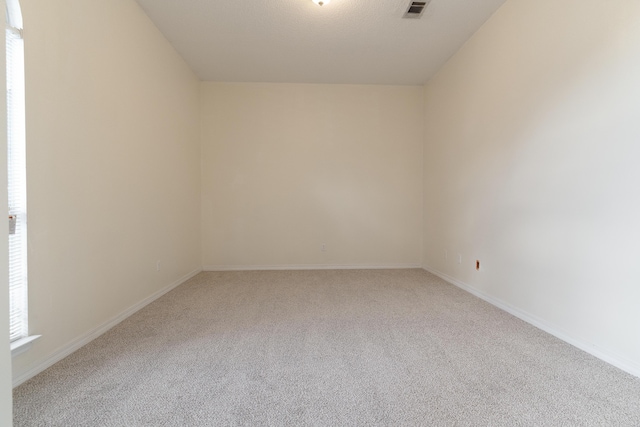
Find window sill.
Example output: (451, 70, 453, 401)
(11, 335, 41, 358)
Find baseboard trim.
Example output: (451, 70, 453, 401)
(203, 264, 422, 271)
(423, 266, 640, 379)
(12, 267, 202, 388)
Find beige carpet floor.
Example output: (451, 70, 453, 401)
(13, 269, 640, 426)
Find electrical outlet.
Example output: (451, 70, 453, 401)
(156, 260, 161, 272)
(444, 250, 448, 260)
(457, 254, 462, 264)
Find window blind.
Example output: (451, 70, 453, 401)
(7, 8, 27, 342)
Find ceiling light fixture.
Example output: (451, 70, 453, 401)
(312, 0, 330, 6)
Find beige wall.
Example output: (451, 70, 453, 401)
(12, 0, 201, 383)
(423, 0, 640, 374)
(201, 83, 423, 269)
(1, 0, 13, 421)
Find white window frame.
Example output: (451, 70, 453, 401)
(7, 0, 39, 356)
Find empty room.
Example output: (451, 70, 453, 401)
(2, 0, 640, 425)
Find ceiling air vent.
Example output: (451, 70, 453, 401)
(403, 0, 430, 19)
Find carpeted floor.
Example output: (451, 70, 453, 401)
(13, 269, 640, 426)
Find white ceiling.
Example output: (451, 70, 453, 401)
(134, 0, 507, 85)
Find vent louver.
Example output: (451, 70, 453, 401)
(403, 0, 430, 19)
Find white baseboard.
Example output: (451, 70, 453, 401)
(203, 264, 421, 271)
(423, 265, 640, 379)
(12, 268, 202, 388)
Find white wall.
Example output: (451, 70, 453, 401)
(12, 0, 201, 383)
(423, 0, 640, 374)
(0, 0, 13, 421)
(201, 83, 423, 269)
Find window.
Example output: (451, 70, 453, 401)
(7, 0, 28, 344)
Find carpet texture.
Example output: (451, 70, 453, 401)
(13, 269, 640, 426)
